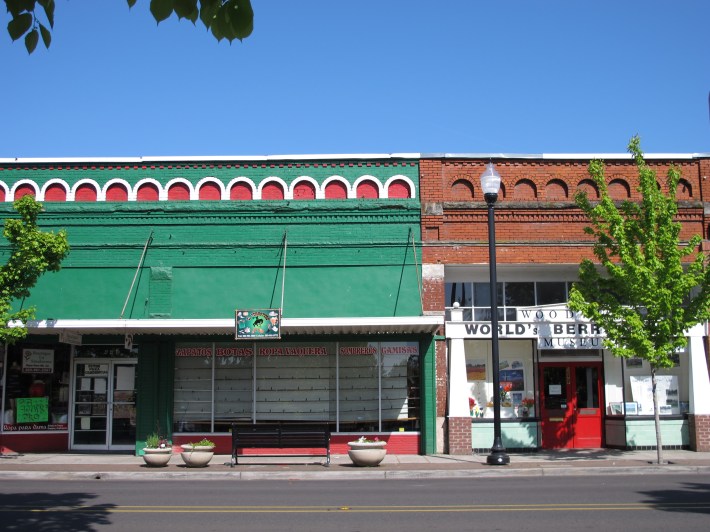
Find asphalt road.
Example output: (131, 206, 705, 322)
(0, 474, 708, 531)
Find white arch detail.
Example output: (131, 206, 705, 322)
(226, 177, 256, 200)
(132, 178, 163, 202)
(195, 176, 227, 200)
(101, 178, 133, 201)
(384, 174, 416, 199)
(38, 179, 70, 201)
(10, 179, 40, 201)
(322, 175, 352, 199)
(0, 181, 9, 202)
(256, 176, 289, 200)
(289, 175, 321, 199)
(164, 177, 195, 201)
(70, 179, 101, 202)
(352, 175, 384, 199)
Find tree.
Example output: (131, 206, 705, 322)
(4, 0, 254, 54)
(568, 136, 710, 464)
(0, 195, 70, 344)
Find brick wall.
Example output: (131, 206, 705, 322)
(689, 414, 710, 452)
(447, 417, 472, 455)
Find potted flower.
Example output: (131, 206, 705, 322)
(520, 397, 536, 418)
(142, 432, 173, 467)
(347, 436, 387, 467)
(180, 438, 216, 467)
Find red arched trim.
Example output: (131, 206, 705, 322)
(44, 184, 67, 202)
(14, 184, 36, 199)
(136, 183, 159, 201)
(167, 182, 190, 201)
(106, 183, 129, 201)
(325, 181, 348, 199)
(75, 184, 98, 202)
(293, 181, 316, 200)
(198, 182, 221, 200)
(261, 182, 284, 200)
(388, 179, 410, 199)
(356, 180, 378, 199)
(230, 183, 253, 200)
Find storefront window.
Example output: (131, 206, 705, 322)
(172, 341, 420, 433)
(2, 343, 71, 432)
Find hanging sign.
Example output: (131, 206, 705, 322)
(59, 331, 82, 346)
(235, 309, 281, 339)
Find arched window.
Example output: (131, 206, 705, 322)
(230, 183, 253, 200)
(293, 181, 316, 200)
(136, 183, 159, 201)
(261, 182, 284, 200)
(75, 184, 98, 202)
(106, 183, 129, 201)
(199, 182, 221, 200)
(356, 180, 378, 199)
(324, 181, 348, 199)
(388, 179, 410, 199)
(44, 183, 67, 202)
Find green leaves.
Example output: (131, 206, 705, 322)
(570, 136, 710, 370)
(5, 0, 254, 55)
(5, 0, 54, 53)
(0, 196, 70, 344)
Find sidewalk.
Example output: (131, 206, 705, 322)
(2, 449, 710, 480)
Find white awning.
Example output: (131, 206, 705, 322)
(20, 316, 443, 337)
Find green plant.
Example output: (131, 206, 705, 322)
(183, 438, 215, 449)
(145, 431, 171, 449)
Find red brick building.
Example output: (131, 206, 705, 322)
(420, 153, 710, 454)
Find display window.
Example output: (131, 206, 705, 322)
(173, 340, 420, 433)
(1, 343, 71, 432)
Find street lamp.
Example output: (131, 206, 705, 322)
(480, 162, 510, 466)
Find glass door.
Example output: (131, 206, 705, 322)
(539, 362, 603, 449)
(71, 359, 136, 451)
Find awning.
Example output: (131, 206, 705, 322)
(21, 316, 443, 337)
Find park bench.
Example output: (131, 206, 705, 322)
(230, 422, 331, 466)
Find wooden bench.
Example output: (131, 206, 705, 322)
(230, 422, 331, 466)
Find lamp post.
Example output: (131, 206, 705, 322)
(480, 162, 510, 466)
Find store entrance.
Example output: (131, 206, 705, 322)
(71, 359, 137, 451)
(539, 362, 603, 448)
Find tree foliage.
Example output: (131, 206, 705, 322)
(4, 0, 254, 54)
(0, 195, 70, 344)
(568, 136, 710, 462)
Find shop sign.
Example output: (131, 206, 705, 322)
(235, 309, 281, 339)
(21, 349, 54, 374)
(16, 397, 48, 423)
(446, 321, 605, 350)
(338, 342, 420, 356)
(538, 336, 603, 349)
(258, 346, 328, 356)
(59, 331, 82, 346)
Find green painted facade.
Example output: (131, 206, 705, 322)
(1, 157, 438, 454)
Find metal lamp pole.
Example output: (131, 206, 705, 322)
(481, 162, 510, 466)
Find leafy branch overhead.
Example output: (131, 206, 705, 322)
(5, 0, 254, 54)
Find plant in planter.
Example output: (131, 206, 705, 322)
(142, 432, 173, 467)
(347, 436, 387, 467)
(180, 438, 216, 468)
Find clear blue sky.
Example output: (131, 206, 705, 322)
(2, 1, 709, 158)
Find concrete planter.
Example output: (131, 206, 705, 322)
(180, 445, 215, 467)
(142, 448, 173, 467)
(347, 441, 387, 467)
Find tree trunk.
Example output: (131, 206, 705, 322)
(651, 367, 666, 465)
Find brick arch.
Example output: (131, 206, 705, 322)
(43, 183, 67, 201)
(513, 179, 537, 200)
(136, 182, 159, 201)
(677, 179, 692, 200)
(451, 179, 475, 200)
(168, 182, 191, 200)
(544, 179, 568, 201)
(324, 180, 348, 199)
(608, 178, 631, 200)
(356, 179, 379, 199)
(577, 179, 599, 199)
(387, 178, 411, 199)
(230, 182, 253, 200)
(293, 180, 316, 200)
(14, 183, 36, 199)
(105, 183, 129, 201)
(74, 182, 98, 201)
(261, 181, 285, 200)
(198, 181, 221, 200)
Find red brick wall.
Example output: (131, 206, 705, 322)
(689, 414, 710, 452)
(447, 417, 472, 455)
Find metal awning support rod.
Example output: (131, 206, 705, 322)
(120, 230, 154, 319)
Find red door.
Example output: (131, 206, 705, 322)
(540, 362, 603, 449)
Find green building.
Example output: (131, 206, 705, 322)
(0, 155, 441, 456)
